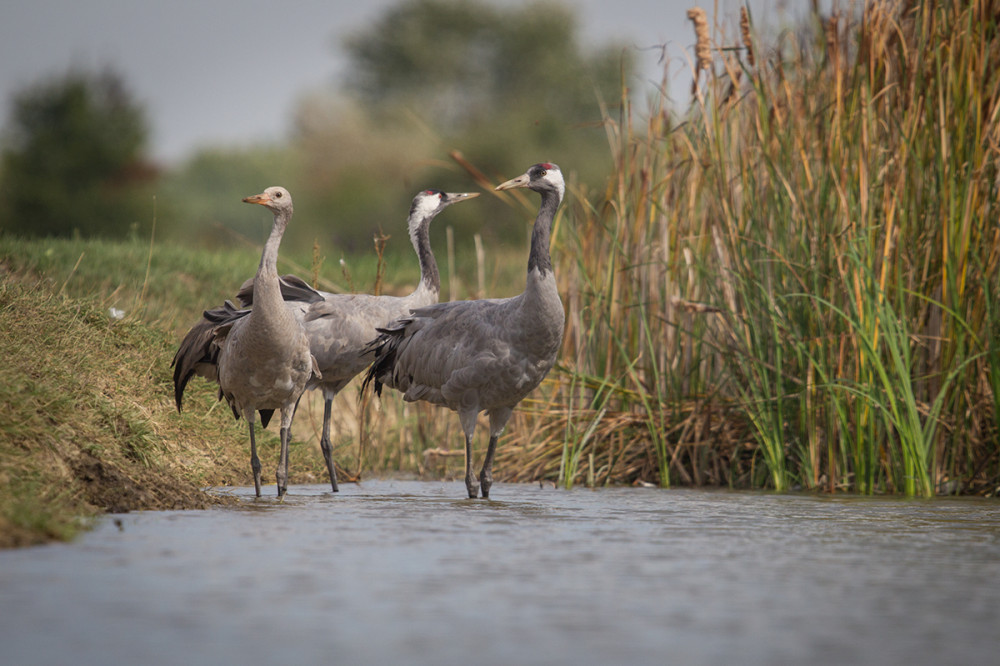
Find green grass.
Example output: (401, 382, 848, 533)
(0, 234, 262, 333)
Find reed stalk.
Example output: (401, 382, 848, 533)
(498, 0, 1000, 495)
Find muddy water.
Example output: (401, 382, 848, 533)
(1, 481, 998, 665)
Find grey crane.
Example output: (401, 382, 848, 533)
(363, 163, 566, 499)
(172, 186, 319, 498)
(236, 189, 479, 491)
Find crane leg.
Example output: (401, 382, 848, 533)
(480, 408, 512, 499)
(463, 434, 478, 499)
(319, 398, 339, 492)
(479, 435, 497, 499)
(479, 441, 495, 499)
(276, 425, 290, 498)
(459, 410, 479, 499)
(248, 417, 262, 498)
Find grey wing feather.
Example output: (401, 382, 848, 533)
(363, 299, 508, 405)
(171, 300, 250, 411)
(300, 294, 414, 389)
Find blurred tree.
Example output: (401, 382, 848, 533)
(158, 145, 300, 247)
(0, 68, 154, 238)
(299, 0, 630, 254)
(343, 0, 628, 132)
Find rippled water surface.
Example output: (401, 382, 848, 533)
(2, 481, 998, 665)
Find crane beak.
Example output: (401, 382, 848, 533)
(445, 192, 480, 204)
(495, 173, 530, 191)
(242, 192, 270, 205)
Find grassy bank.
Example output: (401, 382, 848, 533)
(0, 226, 525, 548)
(0, 242, 339, 547)
(1, 272, 219, 546)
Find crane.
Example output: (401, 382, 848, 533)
(173, 186, 319, 498)
(364, 163, 566, 499)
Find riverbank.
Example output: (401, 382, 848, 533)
(0, 269, 333, 547)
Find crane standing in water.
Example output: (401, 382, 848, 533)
(364, 163, 566, 499)
(174, 186, 319, 498)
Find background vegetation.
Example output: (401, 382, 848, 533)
(1, 1, 999, 548)
(0, 68, 156, 238)
(0, 0, 627, 264)
(512, 0, 999, 497)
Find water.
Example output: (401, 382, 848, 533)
(1, 481, 998, 665)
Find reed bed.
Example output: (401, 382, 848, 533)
(491, 1, 1000, 495)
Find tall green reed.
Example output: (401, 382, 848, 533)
(686, 0, 999, 493)
(505, 1, 999, 494)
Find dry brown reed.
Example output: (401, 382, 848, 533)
(687, 7, 712, 71)
(490, 0, 1000, 495)
(740, 6, 755, 68)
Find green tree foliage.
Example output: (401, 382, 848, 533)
(157, 146, 300, 247)
(295, 0, 631, 252)
(344, 0, 626, 129)
(0, 68, 154, 238)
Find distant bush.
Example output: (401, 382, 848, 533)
(0, 68, 155, 238)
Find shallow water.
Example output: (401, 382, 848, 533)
(1, 481, 998, 665)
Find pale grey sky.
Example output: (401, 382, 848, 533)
(0, 0, 807, 164)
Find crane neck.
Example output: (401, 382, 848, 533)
(253, 207, 291, 312)
(526, 188, 562, 276)
(409, 214, 440, 296)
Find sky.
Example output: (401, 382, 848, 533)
(0, 0, 809, 165)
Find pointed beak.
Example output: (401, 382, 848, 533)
(242, 193, 270, 205)
(444, 192, 480, 204)
(495, 173, 530, 191)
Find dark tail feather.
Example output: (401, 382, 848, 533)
(259, 409, 275, 429)
(172, 317, 218, 412)
(361, 336, 387, 398)
(361, 320, 410, 399)
(361, 360, 384, 398)
(203, 299, 247, 323)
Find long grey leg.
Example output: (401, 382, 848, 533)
(479, 434, 498, 499)
(480, 408, 512, 499)
(276, 426, 289, 498)
(247, 413, 262, 497)
(319, 397, 339, 492)
(458, 410, 479, 499)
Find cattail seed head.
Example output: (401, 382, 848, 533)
(687, 7, 712, 71)
(740, 6, 755, 67)
(825, 11, 840, 67)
